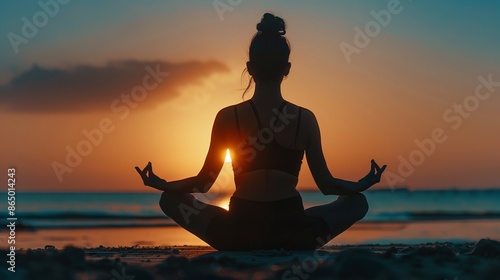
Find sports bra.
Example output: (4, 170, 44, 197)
(232, 100, 304, 177)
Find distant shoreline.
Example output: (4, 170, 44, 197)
(6, 187, 500, 193)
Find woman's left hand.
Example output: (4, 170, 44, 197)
(358, 159, 387, 191)
(135, 162, 166, 190)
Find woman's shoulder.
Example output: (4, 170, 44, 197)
(218, 102, 242, 115)
(285, 101, 315, 119)
(215, 101, 316, 121)
(217, 100, 252, 116)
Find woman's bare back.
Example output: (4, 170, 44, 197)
(224, 100, 308, 201)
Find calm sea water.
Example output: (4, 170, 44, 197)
(2, 189, 500, 229)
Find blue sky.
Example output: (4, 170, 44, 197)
(2, 0, 499, 80)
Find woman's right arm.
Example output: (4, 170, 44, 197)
(135, 108, 231, 193)
(304, 109, 385, 195)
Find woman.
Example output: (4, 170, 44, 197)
(136, 13, 386, 251)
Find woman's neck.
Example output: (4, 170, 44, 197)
(251, 81, 284, 105)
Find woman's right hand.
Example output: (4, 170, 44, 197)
(135, 162, 166, 191)
(357, 159, 386, 191)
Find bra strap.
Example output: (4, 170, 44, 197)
(248, 100, 263, 130)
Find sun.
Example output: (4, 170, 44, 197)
(217, 197, 230, 210)
(224, 149, 232, 163)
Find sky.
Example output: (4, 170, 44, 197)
(1, 0, 499, 192)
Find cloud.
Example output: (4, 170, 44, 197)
(0, 60, 228, 113)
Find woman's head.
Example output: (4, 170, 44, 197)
(243, 13, 291, 97)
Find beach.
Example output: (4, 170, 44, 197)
(2, 190, 500, 279)
(2, 220, 500, 279)
(2, 239, 500, 279)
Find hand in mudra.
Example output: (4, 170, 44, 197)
(135, 162, 165, 190)
(358, 159, 387, 191)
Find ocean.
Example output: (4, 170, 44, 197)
(3, 189, 500, 230)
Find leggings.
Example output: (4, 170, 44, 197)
(205, 195, 330, 251)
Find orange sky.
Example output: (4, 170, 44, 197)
(1, 1, 499, 192)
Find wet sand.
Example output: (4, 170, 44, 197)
(8, 220, 500, 249)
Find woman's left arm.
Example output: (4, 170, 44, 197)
(135, 109, 230, 193)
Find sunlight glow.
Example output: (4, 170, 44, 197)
(224, 149, 232, 163)
(217, 197, 230, 210)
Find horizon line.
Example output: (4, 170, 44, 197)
(6, 187, 500, 194)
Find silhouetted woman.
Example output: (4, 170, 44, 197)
(136, 13, 386, 251)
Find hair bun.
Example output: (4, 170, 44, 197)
(256, 13, 286, 36)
